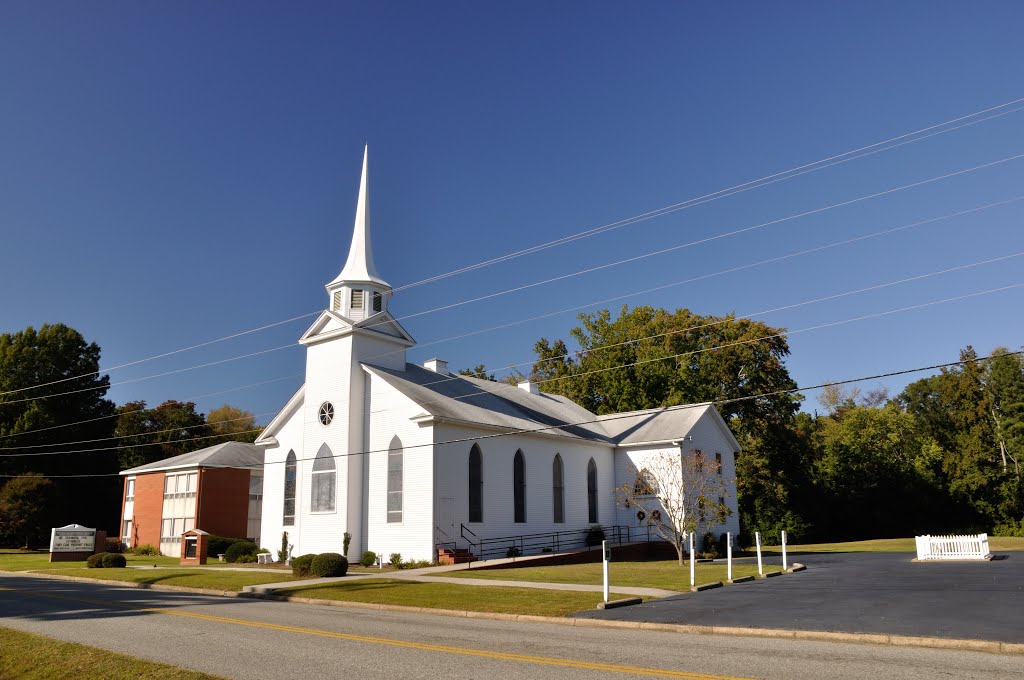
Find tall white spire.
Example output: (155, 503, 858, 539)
(328, 145, 390, 290)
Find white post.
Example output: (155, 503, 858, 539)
(756, 531, 763, 576)
(602, 540, 610, 603)
(689, 532, 695, 588)
(726, 531, 733, 582)
(781, 530, 788, 571)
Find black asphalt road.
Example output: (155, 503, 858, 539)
(576, 552, 1024, 643)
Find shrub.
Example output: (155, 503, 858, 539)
(278, 531, 289, 563)
(291, 553, 316, 577)
(993, 519, 1024, 537)
(701, 532, 719, 559)
(404, 559, 435, 569)
(311, 552, 348, 577)
(236, 554, 257, 564)
(389, 552, 403, 568)
(105, 538, 125, 554)
(224, 540, 258, 563)
(716, 532, 730, 557)
(585, 525, 606, 546)
(256, 547, 270, 554)
(343, 532, 352, 558)
(360, 550, 378, 567)
(86, 553, 106, 568)
(505, 546, 521, 558)
(101, 553, 127, 568)
(127, 544, 159, 556)
(208, 535, 247, 557)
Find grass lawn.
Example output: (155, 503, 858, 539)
(760, 536, 1024, 554)
(0, 551, 180, 572)
(40, 567, 304, 591)
(0, 625, 224, 679)
(446, 559, 762, 590)
(280, 578, 634, 617)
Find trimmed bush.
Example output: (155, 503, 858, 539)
(505, 546, 521, 558)
(359, 550, 377, 567)
(208, 535, 247, 557)
(105, 538, 125, 554)
(127, 544, 159, 556)
(291, 554, 316, 577)
(388, 552, 403, 569)
(236, 554, 257, 564)
(701, 531, 719, 558)
(224, 540, 258, 563)
(86, 553, 106, 568)
(310, 552, 348, 577)
(585, 525, 606, 546)
(101, 553, 127, 568)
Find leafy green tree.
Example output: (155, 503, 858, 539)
(0, 473, 58, 549)
(529, 305, 811, 540)
(115, 400, 209, 470)
(0, 324, 118, 532)
(458, 364, 496, 381)
(207, 404, 262, 444)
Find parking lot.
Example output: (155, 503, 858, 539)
(576, 551, 1024, 643)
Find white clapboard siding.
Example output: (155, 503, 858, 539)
(915, 533, 991, 560)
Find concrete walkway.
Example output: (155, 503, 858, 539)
(241, 562, 681, 597)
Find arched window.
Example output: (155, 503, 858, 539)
(311, 444, 336, 513)
(283, 450, 297, 526)
(469, 444, 483, 522)
(587, 458, 598, 523)
(552, 454, 564, 524)
(514, 450, 527, 523)
(387, 435, 403, 523)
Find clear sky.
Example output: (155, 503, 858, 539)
(2, 2, 1022, 423)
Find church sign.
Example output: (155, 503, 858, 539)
(49, 524, 102, 562)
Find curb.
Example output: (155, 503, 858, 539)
(14, 566, 1020, 656)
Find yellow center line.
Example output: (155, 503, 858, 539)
(0, 585, 752, 680)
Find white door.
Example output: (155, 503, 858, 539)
(438, 497, 455, 543)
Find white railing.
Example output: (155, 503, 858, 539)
(915, 533, 991, 560)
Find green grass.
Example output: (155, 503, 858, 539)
(41, 567, 304, 591)
(760, 536, 1024, 554)
(0, 551, 180, 572)
(281, 578, 634, 617)
(0, 625, 224, 679)
(446, 559, 762, 590)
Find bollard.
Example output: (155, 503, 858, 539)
(727, 531, 733, 582)
(756, 531, 763, 576)
(781, 530, 788, 571)
(689, 532, 695, 588)
(602, 540, 610, 603)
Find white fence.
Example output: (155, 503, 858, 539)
(915, 533, 991, 561)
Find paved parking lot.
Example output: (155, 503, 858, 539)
(575, 551, 1024, 643)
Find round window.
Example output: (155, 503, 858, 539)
(318, 402, 335, 426)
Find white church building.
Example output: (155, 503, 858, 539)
(254, 148, 741, 562)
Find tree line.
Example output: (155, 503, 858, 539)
(465, 305, 1024, 542)
(0, 323, 261, 547)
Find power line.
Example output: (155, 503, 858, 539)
(8, 348, 1021, 478)
(372, 150, 1024, 327)
(3, 99, 1021, 401)
(0, 374, 303, 441)
(393, 97, 1024, 291)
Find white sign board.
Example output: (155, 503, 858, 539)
(49, 524, 96, 553)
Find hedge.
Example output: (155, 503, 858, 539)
(310, 553, 348, 577)
(101, 553, 127, 568)
(224, 541, 258, 563)
(291, 554, 316, 577)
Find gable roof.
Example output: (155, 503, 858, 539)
(597, 402, 740, 450)
(299, 309, 415, 347)
(120, 441, 265, 475)
(363, 363, 613, 443)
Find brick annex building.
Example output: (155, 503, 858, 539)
(118, 441, 263, 555)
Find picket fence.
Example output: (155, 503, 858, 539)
(914, 533, 991, 561)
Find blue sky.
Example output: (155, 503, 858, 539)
(2, 2, 1022, 422)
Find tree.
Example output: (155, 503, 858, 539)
(0, 324, 118, 532)
(0, 473, 58, 549)
(114, 400, 209, 470)
(530, 305, 810, 539)
(207, 404, 262, 444)
(457, 364, 524, 385)
(615, 449, 730, 567)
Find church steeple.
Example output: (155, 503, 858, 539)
(326, 146, 392, 320)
